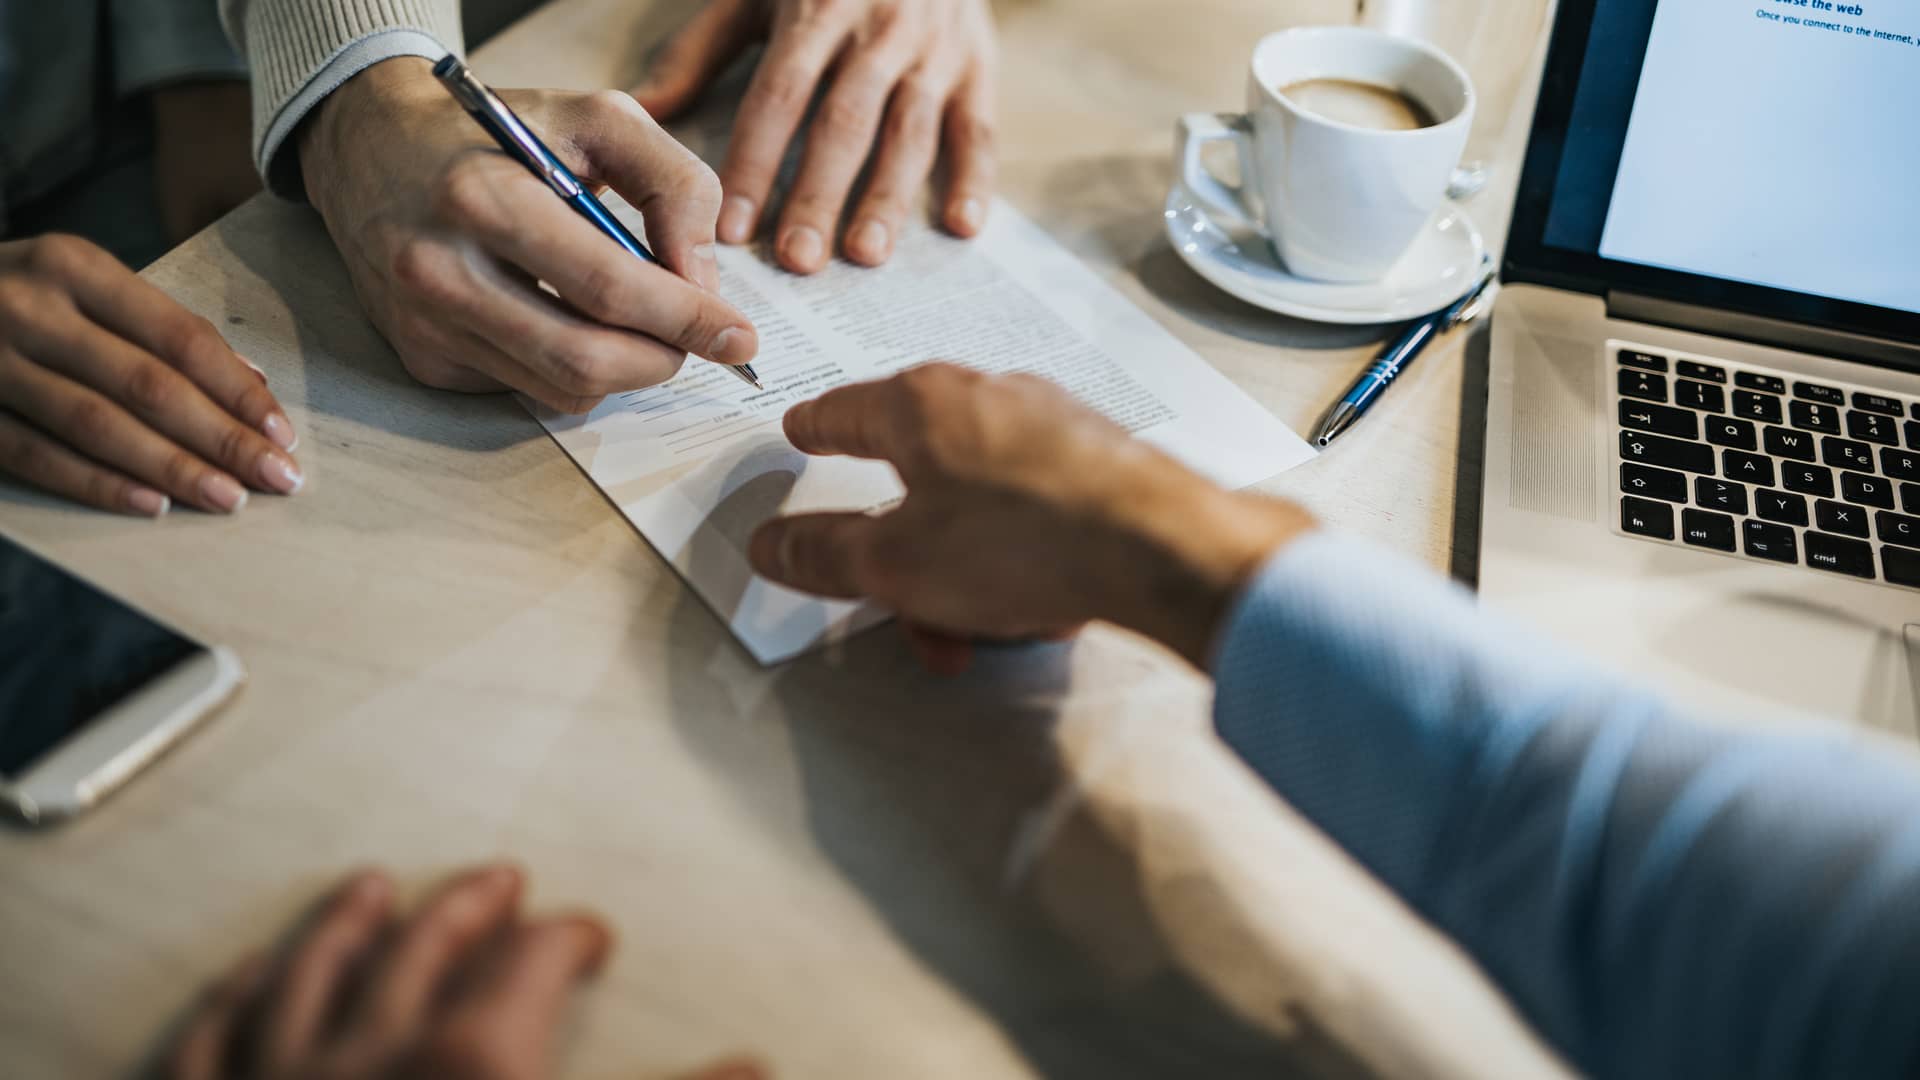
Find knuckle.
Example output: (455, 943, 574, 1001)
(584, 87, 646, 125)
(433, 161, 505, 229)
(122, 361, 179, 415)
(884, 88, 940, 145)
(674, 304, 727, 351)
(0, 425, 41, 478)
(153, 313, 220, 369)
(84, 470, 126, 511)
(390, 240, 459, 305)
(214, 415, 256, 468)
(161, 449, 203, 493)
(0, 280, 47, 328)
(63, 396, 115, 444)
(817, 89, 878, 136)
(24, 233, 93, 281)
(754, 66, 815, 116)
(548, 338, 611, 393)
(570, 261, 628, 322)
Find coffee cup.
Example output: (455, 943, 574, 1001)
(1175, 27, 1475, 283)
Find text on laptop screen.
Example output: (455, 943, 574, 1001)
(1539, 0, 1920, 316)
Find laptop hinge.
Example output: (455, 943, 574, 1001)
(1607, 291, 1918, 371)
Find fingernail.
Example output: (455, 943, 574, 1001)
(719, 196, 756, 244)
(258, 452, 304, 495)
(780, 226, 824, 271)
(126, 487, 169, 518)
(260, 411, 297, 451)
(710, 327, 754, 365)
(691, 242, 720, 291)
(850, 219, 889, 263)
(954, 197, 985, 234)
(201, 472, 248, 513)
(242, 357, 268, 383)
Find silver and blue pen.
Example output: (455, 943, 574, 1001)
(1312, 262, 1497, 447)
(431, 55, 762, 391)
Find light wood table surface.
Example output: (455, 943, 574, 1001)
(0, 1, 1572, 1076)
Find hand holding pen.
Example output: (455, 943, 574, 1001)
(434, 56, 760, 391)
(294, 55, 759, 413)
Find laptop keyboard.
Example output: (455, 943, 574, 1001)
(1612, 343, 1920, 590)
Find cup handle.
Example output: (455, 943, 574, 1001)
(1176, 113, 1261, 232)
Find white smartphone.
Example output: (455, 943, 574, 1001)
(1, 532, 243, 826)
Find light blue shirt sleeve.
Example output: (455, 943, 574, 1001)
(1210, 531, 1920, 1080)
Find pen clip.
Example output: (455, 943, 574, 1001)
(433, 55, 583, 198)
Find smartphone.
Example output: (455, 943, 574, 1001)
(0, 533, 242, 826)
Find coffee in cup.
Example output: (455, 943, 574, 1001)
(1276, 78, 1438, 132)
(1175, 27, 1475, 282)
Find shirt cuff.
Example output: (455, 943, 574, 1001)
(255, 29, 454, 199)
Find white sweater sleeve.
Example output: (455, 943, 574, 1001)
(219, 0, 466, 198)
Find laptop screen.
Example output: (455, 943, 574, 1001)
(1506, 0, 1920, 343)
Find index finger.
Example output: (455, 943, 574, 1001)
(782, 380, 923, 463)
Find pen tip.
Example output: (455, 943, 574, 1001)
(740, 363, 764, 391)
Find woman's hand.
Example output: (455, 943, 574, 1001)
(0, 235, 300, 515)
(633, 0, 997, 274)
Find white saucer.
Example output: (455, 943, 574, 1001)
(1163, 181, 1485, 324)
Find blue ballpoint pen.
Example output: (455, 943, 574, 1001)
(1312, 263, 1497, 447)
(431, 54, 762, 391)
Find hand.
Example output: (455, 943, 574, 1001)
(747, 365, 1314, 670)
(633, 0, 997, 274)
(0, 235, 301, 515)
(298, 58, 759, 414)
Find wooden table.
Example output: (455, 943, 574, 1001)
(0, 1, 1571, 1076)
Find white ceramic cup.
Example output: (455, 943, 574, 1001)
(1176, 27, 1475, 283)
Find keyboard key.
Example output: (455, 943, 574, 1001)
(1736, 371, 1787, 394)
(1722, 449, 1775, 487)
(1676, 360, 1726, 384)
(1618, 349, 1666, 372)
(1764, 426, 1817, 462)
(1908, 420, 1920, 450)
(1782, 462, 1834, 498)
(1846, 410, 1899, 446)
(1681, 509, 1736, 551)
(1905, 482, 1920, 514)
(1695, 477, 1748, 515)
(1841, 472, 1895, 509)
(1804, 532, 1875, 579)
(1815, 499, 1870, 537)
(1794, 381, 1845, 405)
(1789, 400, 1841, 434)
(1743, 520, 1799, 563)
(1620, 431, 1714, 474)
(1621, 463, 1688, 502)
(1884, 546, 1920, 589)
(1822, 437, 1875, 473)
(1619, 369, 1666, 403)
(1621, 496, 1674, 539)
(1703, 415, 1756, 450)
(1755, 488, 1810, 526)
(1888, 448, 1920, 482)
(1877, 511, 1920, 549)
(1853, 392, 1905, 416)
(1675, 380, 1725, 413)
(1619, 401, 1698, 439)
(1732, 390, 1783, 424)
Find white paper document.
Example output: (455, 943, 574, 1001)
(530, 201, 1313, 663)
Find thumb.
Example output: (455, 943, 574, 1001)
(631, 0, 765, 119)
(749, 512, 878, 599)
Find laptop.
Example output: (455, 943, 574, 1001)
(1478, 0, 1920, 735)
